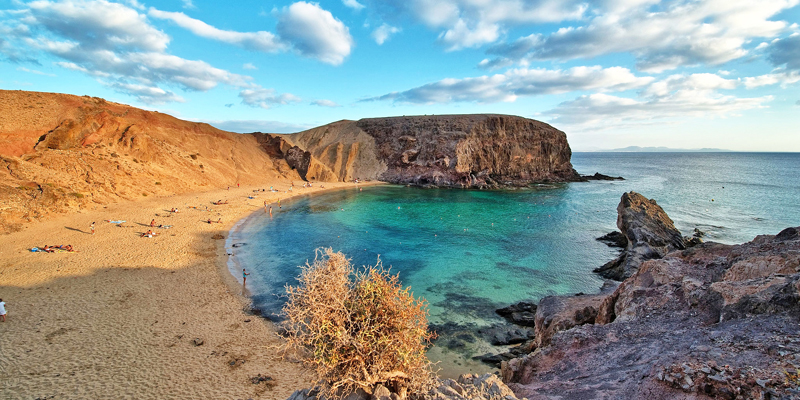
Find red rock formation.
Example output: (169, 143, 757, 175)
(0, 90, 298, 233)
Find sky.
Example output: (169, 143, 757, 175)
(0, 0, 799, 151)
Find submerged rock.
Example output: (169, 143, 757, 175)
(495, 302, 538, 327)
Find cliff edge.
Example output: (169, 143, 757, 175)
(291, 115, 580, 188)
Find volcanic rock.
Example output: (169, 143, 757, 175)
(501, 220, 800, 399)
(290, 115, 581, 188)
(594, 192, 686, 280)
(495, 301, 538, 327)
(581, 172, 624, 181)
(596, 231, 628, 248)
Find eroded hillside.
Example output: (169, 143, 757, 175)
(0, 90, 299, 233)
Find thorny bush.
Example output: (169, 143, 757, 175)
(282, 248, 434, 399)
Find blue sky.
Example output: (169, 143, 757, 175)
(1, 0, 798, 151)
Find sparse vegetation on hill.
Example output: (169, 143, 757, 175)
(282, 248, 434, 399)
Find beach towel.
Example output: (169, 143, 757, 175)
(106, 220, 126, 224)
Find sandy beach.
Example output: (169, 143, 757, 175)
(0, 180, 374, 399)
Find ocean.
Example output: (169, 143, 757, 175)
(227, 152, 800, 374)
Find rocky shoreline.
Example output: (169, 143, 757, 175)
(490, 191, 800, 399)
(285, 191, 799, 400)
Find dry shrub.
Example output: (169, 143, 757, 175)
(282, 248, 434, 399)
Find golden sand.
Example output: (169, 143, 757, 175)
(0, 181, 373, 399)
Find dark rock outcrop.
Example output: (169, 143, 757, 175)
(496, 301, 538, 327)
(596, 231, 628, 248)
(581, 172, 624, 181)
(499, 197, 800, 400)
(594, 192, 685, 280)
(290, 115, 580, 188)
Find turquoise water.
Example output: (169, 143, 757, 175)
(228, 152, 800, 371)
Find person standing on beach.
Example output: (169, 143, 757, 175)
(0, 298, 6, 322)
(264, 201, 268, 213)
(150, 219, 156, 227)
(242, 269, 250, 286)
(269, 206, 273, 217)
(90, 222, 95, 235)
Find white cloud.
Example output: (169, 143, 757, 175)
(0, 0, 304, 108)
(743, 71, 800, 88)
(17, 66, 56, 76)
(28, 0, 170, 52)
(311, 99, 340, 107)
(148, 8, 284, 52)
(368, 0, 588, 50)
(545, 73, 772, 128)
(239, 87, 302, 109)
(483, 0, 799, 72)
(439, 19, 499, 50)
(243, 62, 257, 70)
(276, 2, 353, 65)
(369, 66, 653, 104)
(181, 0, 195, 9)
(371, 23, 399, 45)
(204, 119, 313, 133)
(342, 0, 364, 11)
(103, 81, 185, 104)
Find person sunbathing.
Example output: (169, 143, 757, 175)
(141, 230, 159, 237)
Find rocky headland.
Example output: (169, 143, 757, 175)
(288, 115, 581, 188)
(489, 192, 800, 399)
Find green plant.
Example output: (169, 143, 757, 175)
(70, 192, 84, 198)
(282, 248, 434, 399)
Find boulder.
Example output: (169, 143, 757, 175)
(594, 192, 685, 280)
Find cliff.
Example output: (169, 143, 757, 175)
(0, 90, 303, 233)
(290, 115, 580, 188)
